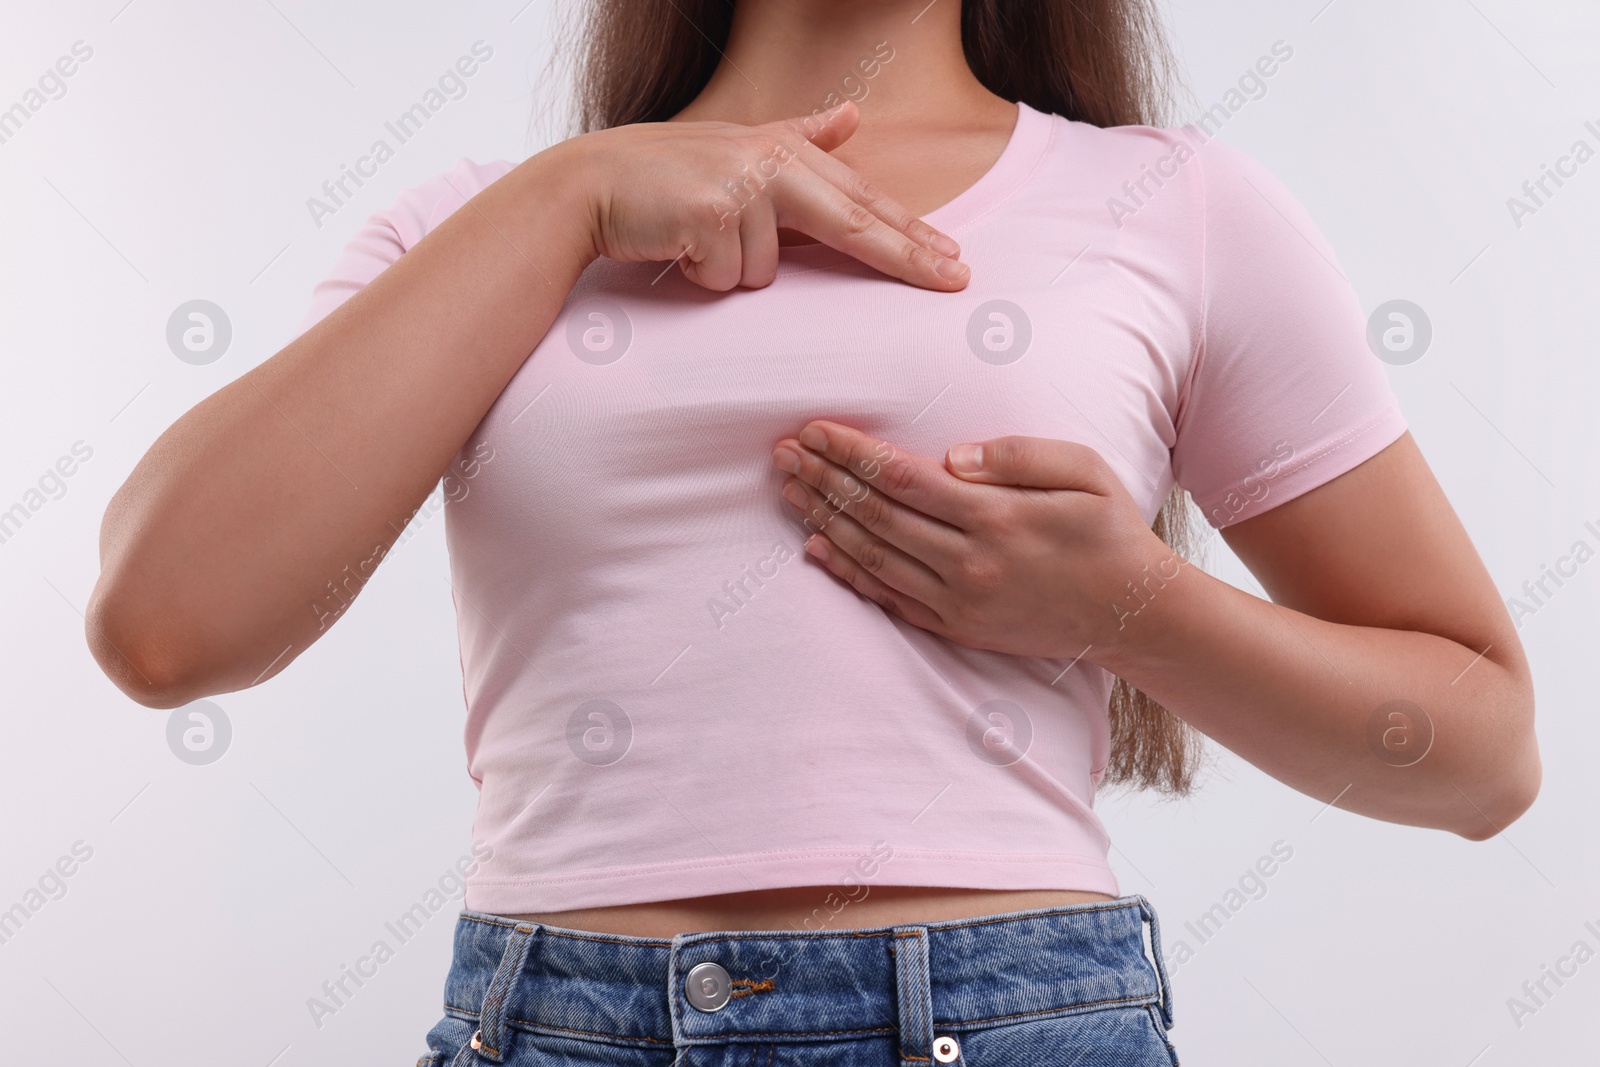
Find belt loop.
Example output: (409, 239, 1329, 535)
(475, 922, 539, 1062)
(891, 925, 935, 1063)
(1136, 896, 1174, 1030)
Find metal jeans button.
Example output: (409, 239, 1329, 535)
(932, 1034, 961, 1063)
(685, 961, 732, 1012)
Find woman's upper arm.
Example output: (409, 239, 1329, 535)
(1217, 431, 1528, 682)
(293, 157, 516, 337)
(1167, 136, 1528, 679)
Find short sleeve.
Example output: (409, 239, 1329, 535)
(1170, 135, 1408, 530)
(293, 157, 518, 338)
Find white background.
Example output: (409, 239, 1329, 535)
(1, 1, 1596, 1064)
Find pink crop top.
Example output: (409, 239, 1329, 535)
(296, 102, 1407, 912)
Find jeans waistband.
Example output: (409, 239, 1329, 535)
(440, 894, 1173, 1055)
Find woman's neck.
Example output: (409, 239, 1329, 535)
(670, 0, 1010, 134)
(666, 0, 1019, 226)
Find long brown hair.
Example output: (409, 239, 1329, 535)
(554, 0, 1206, 794)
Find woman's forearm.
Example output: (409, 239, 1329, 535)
(87, 144, 598, 708)
(89, 103, 973, 710)
(1094, 555, 1539, 839)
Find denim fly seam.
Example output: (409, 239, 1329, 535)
(891, 925, 935, 1062)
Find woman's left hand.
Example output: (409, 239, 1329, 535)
(770, 420, 1182, 661)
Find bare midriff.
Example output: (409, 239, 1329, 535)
(505, 886, 1117, 937)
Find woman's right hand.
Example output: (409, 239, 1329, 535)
(555, 100, 970, 292)
(87, 102, 964, 709)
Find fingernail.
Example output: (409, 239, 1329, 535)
(798, 426, 828, 452)
(948, 443, 983, 473)
(926, 231, 960, 257)
(805, 536, 831, 562)
(934, 256, 969, 281)
(781, 482, 807, 509)
(772, 445, 801, 474)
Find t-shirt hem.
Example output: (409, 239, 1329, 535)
(463, 848, 1121, 913)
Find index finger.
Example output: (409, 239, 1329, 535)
(790, 135, 962, 259)
(778, 152, 970, 292)
(790, 420, 983, 529)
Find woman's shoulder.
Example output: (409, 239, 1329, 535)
(294, 157, 520, 336)
(1046, 113, 1267, 184)
(1036, 114, 1305, 242)
(375, 156, 521, 251)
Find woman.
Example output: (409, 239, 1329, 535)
(86, 0, 1539, 1063)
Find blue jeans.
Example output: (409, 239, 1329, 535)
(417, 895, 1179, 1066)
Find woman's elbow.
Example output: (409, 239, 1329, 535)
(1455, 755, 1541, 841)
(1454, 686, 1541, 842)
(84, 575, 208, 709)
